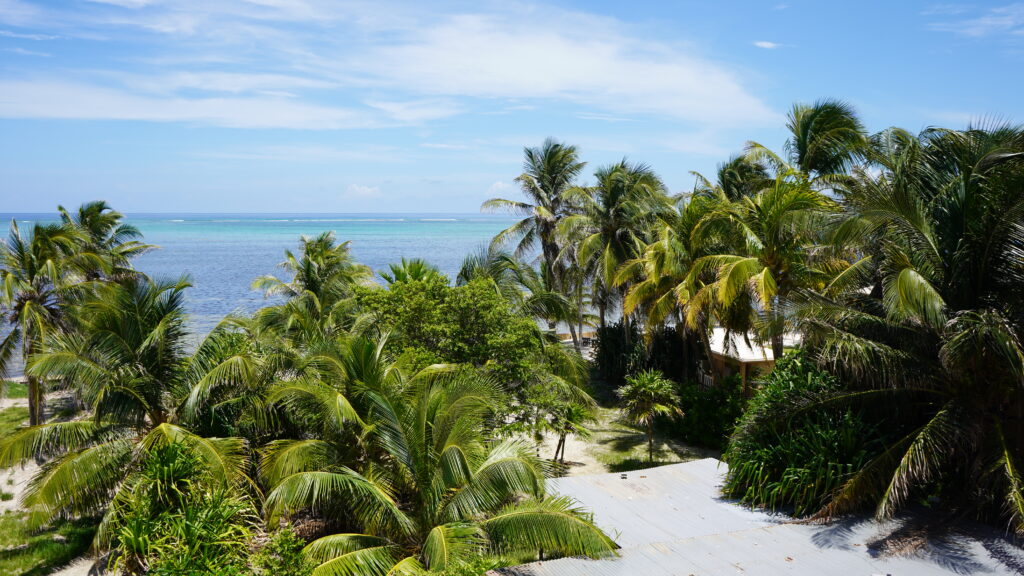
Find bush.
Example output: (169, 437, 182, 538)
(722, 351, 887, 516)
(593, 324, 689, 389)
(661, 375, 745, 450)
(252, 524, 313, 576)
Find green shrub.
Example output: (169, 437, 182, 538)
(0, 490, 13, 501)
(661, 375, 745, 450)
(722, 351, 886, 516)
(109, 445, 255, 575)
(252, 524, 313, 576)
(594, 324, 692, 388)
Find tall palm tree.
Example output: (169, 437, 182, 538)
(0, 277, 249, 542)
(264, 352, 615, 575)
(685, 171, 844, 358)
(616, 370, 682, 462)
(483, 138, 585, 295)
(58, 200, 152, 280)
(0, 220, 82, 425)
(790, 123, 1024, 532)
(748, 98, 868, 183)
(560, 161, 671, 330)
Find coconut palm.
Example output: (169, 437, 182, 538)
(790, 123, 1024, 532)
(380, 257, 443, 285)
(685, 171, 845, 358)
(264, 355, 615, 575)
(560, 161, 671, 329)
(0, 276, 249, 539)
(254, 232, 372, 307)
(748, 98, 868, 183)
(616, 370, 682, 462)
(483, 138, 585, 294)
(0, 220, 83, 425)
(58, 200, 151, 280)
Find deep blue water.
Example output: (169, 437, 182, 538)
(1, 213, 518, 334)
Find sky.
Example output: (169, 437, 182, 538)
(1, 1, 1023, 213)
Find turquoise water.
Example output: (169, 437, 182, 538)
(1, 213, 518, 334)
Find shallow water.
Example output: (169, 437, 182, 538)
(1, 213, 519, 335)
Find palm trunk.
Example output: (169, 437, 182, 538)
(647, 421, 655, 462)
(567, 323, 581, 354)
(25, 339, 44, 426)
(28, 374, 44, 426)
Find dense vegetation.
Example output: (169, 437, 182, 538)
(1, 98, 1022, 575)
(0, 208, 614, 575)
(483, 103, 1024, 533)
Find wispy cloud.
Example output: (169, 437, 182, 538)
(0, 1, 779, 130)
(0, 28, 57, 40)
(4, 46, 50, 56)
(929, 3, 1024, 37)
(346, 183, 381, 197)
(753, 41, 781, 49)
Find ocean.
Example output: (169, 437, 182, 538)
(1, 213, 519, 335)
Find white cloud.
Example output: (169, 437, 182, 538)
(5, 46, 50, 57)
(0, 80, 371, 129)
(753, 41, 780, 49)
(929, 4, 1024, 37)
(358, 12, 777, 126)
(87, 0, 156, 7)
(486, 181, 514, 197)
(0, 1, 780, 130)
(365, 99, 461, 123)
(347, 183, 381, 197)
(0, 29, 58, 40)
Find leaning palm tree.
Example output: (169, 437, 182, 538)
(0, 277, 249, 542)
(483, 138, 585, 293)
(0, 220, 82, 425)
(264, 353, 615, 575)
(788, 123, 1024, 532)
(616, 370, 682, 462)
(457, 248, 577, 345)
(59, 200, 152, 280)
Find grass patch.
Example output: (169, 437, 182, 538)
(0, 408, 28, 439)
(1, 382, 26, 400)
(585, 407, 712, 473)
(0, 513, 95, 576)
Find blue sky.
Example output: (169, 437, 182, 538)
(1, 1, 1022, 213)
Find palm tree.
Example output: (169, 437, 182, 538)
(549, 402, 594, 464)
(0, 277, 249, 539)
(789, 123, 1024, 532)
(264, 352, 615, 575)
(483, 138, 585, 297)
(380, 257, 443, 285)
(58, 200, 151, 280)
(457, 248, 579, 348)
(748, 98, 868, 182)
(693, 154, 772, 201)
(685, 171, 844, 358)
(560, 161, 671, 330)
(254, 232, 372, 308)
(616, 370, 682, 462)
(0, 220, 82, 425)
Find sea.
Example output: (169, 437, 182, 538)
(1, 213, 519, 336)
